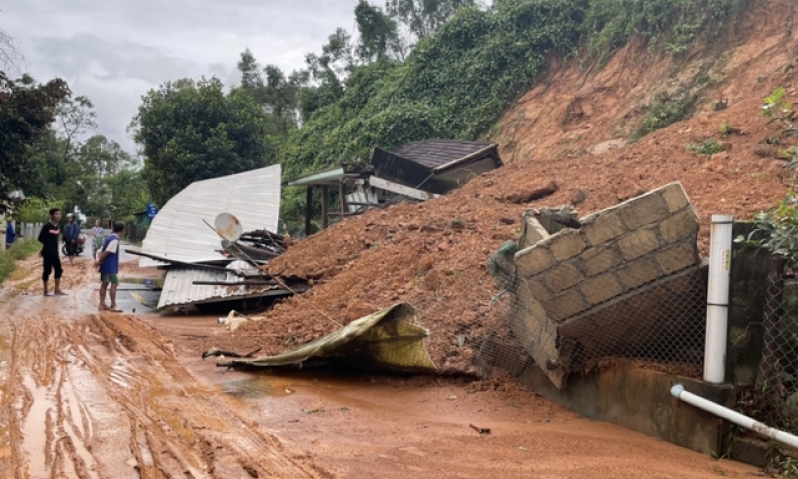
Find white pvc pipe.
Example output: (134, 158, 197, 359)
(704, 214, 734, 384)
(671, 384, 798, 449)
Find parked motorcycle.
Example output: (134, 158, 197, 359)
(62, 233, 87, 256)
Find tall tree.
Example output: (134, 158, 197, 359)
(56, 95, 97, 164)
(0, 11, 21, 72)
(300, 28, 356, 120)
(131, 77, 273, 205)
(385, 0, 476, 39)
(76, 134, 137, 178)
(355, 0, 406, 62)
(237, 48, 263, 90)
(0, 73, 70, 212)
(237, 51, 301, 132)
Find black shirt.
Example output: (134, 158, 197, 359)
(38, 222, 61, 255)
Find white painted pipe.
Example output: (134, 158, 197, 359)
(671, 384, 798, 449)
(704, 214, 734, 384)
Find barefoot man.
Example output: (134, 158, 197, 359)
(95, 222, 124, 312)
(38, 208, 66, 296)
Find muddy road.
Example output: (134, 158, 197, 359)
(1, 256, 759, 478)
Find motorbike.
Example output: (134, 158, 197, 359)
(62, 233, 87, 256)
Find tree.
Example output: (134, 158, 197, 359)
(0, 28, 20, 72)
(236, 51, 301, 133)
(56, 95, 97, 164)
(355, 0, 406, 62)
(130, 77, 273, 206)
(76, 134, 137, 178)
(0, 10, 22, 73)
(299, 28, 356, 121)
(237, 48, 263, 90)
(0, 73, 70, 213)
(385, 0, 476, 39)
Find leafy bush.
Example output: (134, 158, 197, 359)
(634, 91, 697, 139)
(686, 138, 725, 155)
(763, 86, 797, 139)
(14, 197, 62, 223)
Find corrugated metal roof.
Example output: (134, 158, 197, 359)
(157, 267, 281, 309)
(391, 139, 496, 169)
(140, 164, 281, 267)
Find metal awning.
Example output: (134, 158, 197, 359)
(286, 167, 346, 187)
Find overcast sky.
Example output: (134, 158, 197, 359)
(3, 0, 360, 152)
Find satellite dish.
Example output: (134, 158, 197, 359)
(214, 213, 243, 241)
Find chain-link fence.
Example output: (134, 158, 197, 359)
(476, 191, 708, 389)
(754, 260, 798, 434)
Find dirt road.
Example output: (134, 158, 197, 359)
(0, 259, 321, 478)
(0, 256, 761, 478)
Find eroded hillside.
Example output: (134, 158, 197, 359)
(196, 0, 798, 374)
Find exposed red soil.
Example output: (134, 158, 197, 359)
(182, 0, 798, 375)
(198, 96, 796, 371)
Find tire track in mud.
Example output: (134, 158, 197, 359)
(2, 260, 324, 479)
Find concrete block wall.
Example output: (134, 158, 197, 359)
(512, 182, 702, 389)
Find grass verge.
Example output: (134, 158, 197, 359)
(0, 240, 41, 284)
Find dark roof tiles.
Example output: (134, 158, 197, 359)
(391, 139, 496, 169)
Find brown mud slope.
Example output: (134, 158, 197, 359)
(197, 0, 798, 373)
(0, 259, 324, 478)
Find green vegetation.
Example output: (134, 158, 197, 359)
(130, 78, 274, 206)
(686, 138, 725, 155)
(2, 0, 751, 232)
(733, 90, 798, 451)
(634, 91, 698, 139)
(584, 0, 746, 61)
(763, 86, 798, 139)
(0, 73, 69, 214)
(719, 122, 736, 137)
(0, 240, 41, 284)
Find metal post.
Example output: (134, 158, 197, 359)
(321, 185, 329, 230)
(339, 181, 348, 215)
(305, 187, 313, 237)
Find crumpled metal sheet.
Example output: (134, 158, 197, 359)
(158, 267, 279, 309)
(225, 303, 437, 374)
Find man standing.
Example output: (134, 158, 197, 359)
(63, 213, 80, 265)
(5, 220, 14, 249)
(96, 222, 124, 312)
(38, 208, 66, 296)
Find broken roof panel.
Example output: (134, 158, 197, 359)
(140, 165, 281, 267)
(157, 267, 294, 309)
(391, 139, 499, 170)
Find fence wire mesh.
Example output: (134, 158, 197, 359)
(476, 214, 708, 387)
(754, 264, 798, 434)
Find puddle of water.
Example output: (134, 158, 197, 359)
(20, 373, 102, 479)
(20, 376, 54, 479)
(221, 377, 285, 398)
(219, 371, 389, 406)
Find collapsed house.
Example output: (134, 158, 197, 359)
(131, 165, 303, 311)
(288, 139, 503, 236)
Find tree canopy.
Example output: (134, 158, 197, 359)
(0, 73, 70, 213)
(131, 77, 274, 206)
